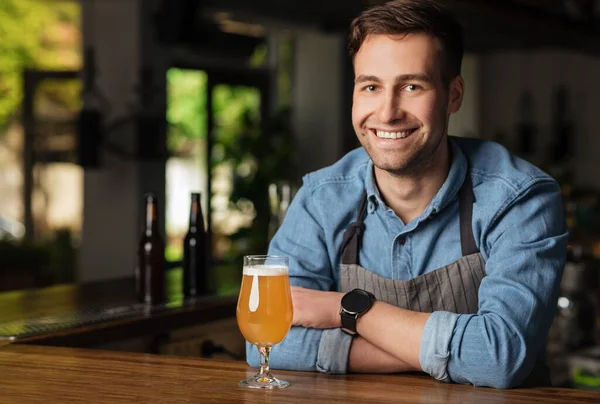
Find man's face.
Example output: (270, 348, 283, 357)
(352, 33, 462, 176)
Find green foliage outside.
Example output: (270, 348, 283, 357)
(166, 69, 208, 154)
(0, 0, 80, 132)
(211, 85, 295, 260)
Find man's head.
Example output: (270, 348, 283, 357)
(350, 0, 465, 177)
(348, 0, 464, 86)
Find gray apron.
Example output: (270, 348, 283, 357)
(338, 171, 549, 387)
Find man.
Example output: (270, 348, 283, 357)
(247, 0, 568, 389)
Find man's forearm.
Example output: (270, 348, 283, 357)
(348, 336, 418, 373)
(356, 301, 430, 370)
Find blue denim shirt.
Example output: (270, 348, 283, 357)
(247, 136, 568, 388)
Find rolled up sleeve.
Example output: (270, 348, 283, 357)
(419, 311, 460, 382)
(316, 328, 353, 373)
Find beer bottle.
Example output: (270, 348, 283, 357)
(136, 193, 165, 305)
(183, 192, 208, 297)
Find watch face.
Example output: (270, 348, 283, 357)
(342, 289, 372, 314)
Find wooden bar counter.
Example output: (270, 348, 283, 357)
(0, 275, 238, 347)
(0, 344, 599, 403)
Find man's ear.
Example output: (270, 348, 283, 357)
(448, 75, 464, 114)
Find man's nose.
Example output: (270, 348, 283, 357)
(376, 92, 406, 123)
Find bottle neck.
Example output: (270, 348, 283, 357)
(189, 199, 204, 232)
(145, 201, 159, 236)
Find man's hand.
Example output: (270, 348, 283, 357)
(291, 286, 343, 329)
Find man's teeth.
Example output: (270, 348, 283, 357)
(375, 130, 414, 139)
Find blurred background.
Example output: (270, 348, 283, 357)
(1, 0, 600, 388)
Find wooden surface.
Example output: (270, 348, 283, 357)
(0, 277, 137, 323)
(0, 344, 599, 404)
(0, 276, 237, 347)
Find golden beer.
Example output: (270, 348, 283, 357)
(236, 265, 293, 346)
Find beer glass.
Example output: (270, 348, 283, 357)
(236, 255, 293, 388)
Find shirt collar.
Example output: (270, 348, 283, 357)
(365, 160, 382, 207)
(364, 137, 468, 217)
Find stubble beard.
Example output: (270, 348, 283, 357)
(361, 129, 446, 178)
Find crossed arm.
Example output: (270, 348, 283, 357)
(290, 286, 428, 372)
(349, 336, 417, 373)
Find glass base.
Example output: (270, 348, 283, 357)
(239, 375, 290, 389)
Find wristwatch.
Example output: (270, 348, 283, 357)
(339, 288, 376, 336)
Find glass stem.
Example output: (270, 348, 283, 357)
(257, 345, 272, 379)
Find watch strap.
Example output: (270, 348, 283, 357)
(340, 310, 358, 336)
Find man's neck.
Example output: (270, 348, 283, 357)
(374, 147, 450, 224)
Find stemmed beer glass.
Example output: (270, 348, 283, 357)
(236, 255, 293, 388)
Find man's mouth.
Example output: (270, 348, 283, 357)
(371, 128, 418, 139)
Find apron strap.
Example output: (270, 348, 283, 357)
(458, 172, 478, 256)
(340, 195, 368, 265)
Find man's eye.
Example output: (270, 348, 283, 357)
(405, 84, 420, 92)
(365, 85, 377, 92)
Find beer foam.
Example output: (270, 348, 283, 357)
(243, 265, 288, 276)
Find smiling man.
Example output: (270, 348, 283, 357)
(246, 0, 568, 389)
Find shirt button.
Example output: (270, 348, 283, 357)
(398, 237, 406, 245)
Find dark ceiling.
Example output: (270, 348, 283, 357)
(451, 0, 600, 55)
(154, 0, 600, 57)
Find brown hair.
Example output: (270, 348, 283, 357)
(348, 0, 464, 84)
